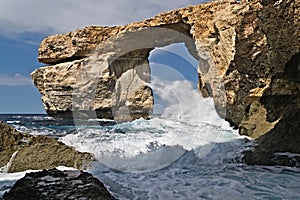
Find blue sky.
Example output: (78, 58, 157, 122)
(0, 34, 46, 113)
(0, 0, 205, 114)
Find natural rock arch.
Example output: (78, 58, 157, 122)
(33, 24, 201, 122)
(32, 0, 300, 144)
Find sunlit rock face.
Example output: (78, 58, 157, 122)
(32, 0, 300, 164)
(32, 51, 154, 122)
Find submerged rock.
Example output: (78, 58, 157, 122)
(2, 168, 115, 200)
(31, 0, 300, 166)
(0, 121, 93, 173)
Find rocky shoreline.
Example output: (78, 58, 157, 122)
(31, 0, 300, 167)
(1, 0, 299, 198)
(0, 121, 116, 199)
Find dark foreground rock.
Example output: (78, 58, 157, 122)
(2, 168, 115, 200)
(0, 121, 93, 172)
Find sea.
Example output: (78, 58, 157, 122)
(1, 81, 300, 199)
(1, 0, 299, 197)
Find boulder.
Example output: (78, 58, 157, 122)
(0, 121, 93, 173)
(2, 168, 115, 200)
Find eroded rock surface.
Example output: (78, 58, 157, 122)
(32, 50, 153, 121)
(2, 168, 115, 200)
(32, 0, 300, 165)
(244, 108, 300, 166)
(0, 121, 93, 173)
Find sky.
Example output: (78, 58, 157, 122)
(0, 0, 207, 114)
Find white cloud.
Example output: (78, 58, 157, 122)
(0, 74, 33, 86)
(0, 0, 207, 37)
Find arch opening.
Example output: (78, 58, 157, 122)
(148, 42, 199, 116)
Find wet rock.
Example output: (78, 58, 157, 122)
(2, 168, 115, 200)
(0, 121, 93, 173)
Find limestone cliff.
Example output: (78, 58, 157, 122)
(32, 0, 300, 165)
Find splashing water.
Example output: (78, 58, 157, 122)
(62, 78, 239, 173)
(59, 78, 300, 199)
(1, 89, 300, 199)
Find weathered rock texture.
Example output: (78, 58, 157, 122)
(32, 0, 300, 165)
(244, 108, 300, 166)
(3, 169, 115, 200)
(0, 121, 93, 173)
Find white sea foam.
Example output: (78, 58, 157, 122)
(62, 79, 239, 173)
(1, 116, 299, 199)
(59, 78, 300, 199)
(0, 151, 18, 173)
(6, 121, 20, 124)
(88, 140, 300, 200)
(1, 78, 299, 199)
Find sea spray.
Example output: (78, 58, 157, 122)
(1, 114, 300, 199)
(0, 151, 18, 173)
(61, 78, 238, 173)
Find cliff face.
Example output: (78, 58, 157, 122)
(32, 0, 300, 165)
